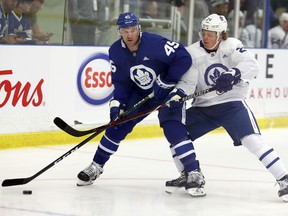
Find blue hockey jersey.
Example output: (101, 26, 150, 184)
(0, 3, 8, 39)
(108, 31, 192, 104)
(8, 10, 32, 40)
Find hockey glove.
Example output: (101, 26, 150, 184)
(215, 68, 241, 92)
(164, 88, 186, 111)
(153, 75, 176, 101)
(109, 99, 122, 121)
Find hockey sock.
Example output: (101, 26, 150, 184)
(93, 133, 120, 165)
(162, 121, 199, 172)
(242, 134, 288, 180)
(170, 144, 185, 172)
(172, 139, 199, 172)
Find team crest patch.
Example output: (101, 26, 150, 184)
(130, 64, 156, 90)
(204, 63, 229, 86)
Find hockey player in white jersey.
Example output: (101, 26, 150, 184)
(165, 14, 288, 202)
(268, 12, 288, 49)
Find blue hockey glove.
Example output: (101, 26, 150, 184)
(164, 88, 186, 111)
(215, 68, 241, 92)
(153, 75, 176, 101)
(109, 99, 121, 121)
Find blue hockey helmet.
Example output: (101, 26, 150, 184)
(117, 12, 140, 29)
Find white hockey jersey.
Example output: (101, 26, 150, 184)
(244, 24, 262, 48)
(176, 37, 259, 107)
(268, 25, 288, 49)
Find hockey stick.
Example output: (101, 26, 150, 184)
(1, 129, 104, 187)
(1, 87, 215, 187)
(2, 107, 153, 187)
(1, 93, 153, 187)
(54, 92, 155, 137)
(55, 87, 216, 137)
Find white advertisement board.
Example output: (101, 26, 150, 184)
(246, 49, 288, 118)
(0, 46, 287, 134)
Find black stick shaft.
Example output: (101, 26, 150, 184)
(54, 92, 154, 137)
(55, 87, 216, 137)
(1, 127, 105, 187)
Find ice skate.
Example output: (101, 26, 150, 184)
(185, 169, 206, 197)
(77, 162, 103, 186)
(277, 175, 288, 202)
(165, 171, 188, 194)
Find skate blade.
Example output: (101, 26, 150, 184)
(281, 194, 288, 202)
(165, 186, 179, 194)
(186, 188, 206, 197)
(77, 180, 94, 186)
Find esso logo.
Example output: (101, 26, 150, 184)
(77, 53, 114, 105)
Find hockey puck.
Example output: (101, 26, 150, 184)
(23, 190, 32, 195)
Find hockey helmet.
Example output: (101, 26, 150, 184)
(279, 12, 288, 23)
(117, 12, 140, 29)
(201, 14, 227, 35)
(254, 9, 263, 18)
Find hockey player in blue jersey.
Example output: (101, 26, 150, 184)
(0, 0, 17, 44)
(8, 0, 36, 44)
(165, 14, 288, 202)
(77, 12, 206, 197)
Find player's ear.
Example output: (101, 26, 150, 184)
(117, 28, 121, 37)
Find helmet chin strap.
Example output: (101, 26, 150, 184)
(206, 34, 221, 50)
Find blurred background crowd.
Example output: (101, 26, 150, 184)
(1, 0, 288, 48)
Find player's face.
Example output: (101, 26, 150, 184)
(30, 1, 42, 14)
(119, 26, 140, 51)
(3, 0, 17, 11)
(200, 30, 221, 50)
(22, 2, 32, 13)
(281, 20, 288, 31)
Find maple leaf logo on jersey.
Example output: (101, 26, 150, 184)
(134, 69, 152, 85)
(204, 63, 229, 86)
(130, 64, 157, 90)
(209, 68, 221, 84)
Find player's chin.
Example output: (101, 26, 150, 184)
(204, 44, 213, 50)
(202, 42, 208, 46)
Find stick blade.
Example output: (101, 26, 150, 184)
(2, 178, 30, 187)
(54, 117, 84, 137)
(53, 117, 67, 130)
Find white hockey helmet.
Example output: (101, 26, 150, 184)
(254, 9, 263, 18)
(201, 14, 227, 35)
(279, 12, 288, 23)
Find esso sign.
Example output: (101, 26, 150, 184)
(77, 53, 114, 105)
